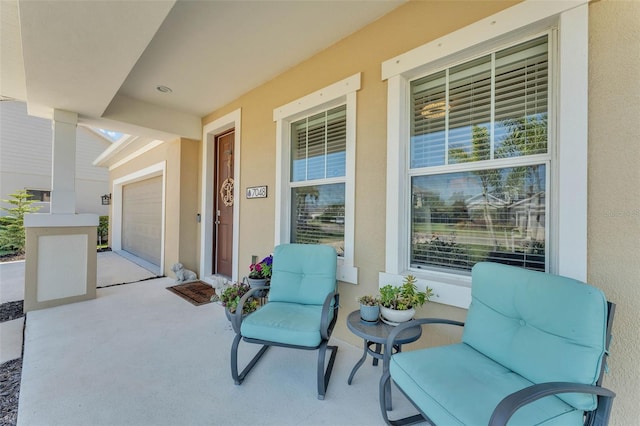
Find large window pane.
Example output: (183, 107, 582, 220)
(291, 183, 345, 256)
(410, 35, 548, 170)
(291, 105, 346, 182)
(411, 165, 546, 273)
(448, 56, 492, 163)
(494, 36, 548, 156)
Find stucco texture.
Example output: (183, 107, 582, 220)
(588, 1, 640, 424)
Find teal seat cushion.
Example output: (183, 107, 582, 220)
(241, 302, 325, 348)
(390, 343, 584, 426)
(268, 244, 337, 305)
(463, 263, 608, 410)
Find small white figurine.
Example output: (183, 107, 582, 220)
(171, 262, 197, 283)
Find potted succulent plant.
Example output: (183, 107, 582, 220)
(379, 275, 433, 324)
(357, 295, 380, 322)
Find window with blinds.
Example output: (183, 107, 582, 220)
(409, 35, 549, 274)
(289, 105, 346, 255)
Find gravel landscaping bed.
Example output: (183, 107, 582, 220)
(0, 356, 21, 426)
(0, 301, 24, 426)
(0, 302, 23, 323)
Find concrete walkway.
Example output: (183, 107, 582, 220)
(0, 251, 159, 365)
(17, 276, 419, 425)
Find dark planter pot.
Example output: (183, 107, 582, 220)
(247, 277, 269, 297)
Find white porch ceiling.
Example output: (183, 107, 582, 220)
(1, 0, 404, 141)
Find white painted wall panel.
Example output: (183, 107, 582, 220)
(0, 101, 110, 216)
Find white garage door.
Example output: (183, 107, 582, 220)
(122, 176, 162, 266)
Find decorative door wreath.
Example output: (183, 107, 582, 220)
(220, 177, 234, 206)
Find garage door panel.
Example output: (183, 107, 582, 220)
(122, 176, 162, 266)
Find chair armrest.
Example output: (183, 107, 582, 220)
(489, 382, 616, 426)
(230, 286, 269, 334)
(382, 318, 465, 373)
(320, 292, 340, 340)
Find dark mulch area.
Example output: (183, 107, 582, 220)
(0, 358, 21, 426)
(0, 301, 24, 426)
(0, 302, 23, 323)
(0, 253, 24, 263)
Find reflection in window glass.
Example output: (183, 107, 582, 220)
(411, 165, 546, 273)
(291, 183, 345, 256)
(410, 36, 548, 169)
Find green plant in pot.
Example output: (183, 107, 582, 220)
(212, 282, 259, 320)
(379, 275, 433, 324)
(357, 295, 380, 322)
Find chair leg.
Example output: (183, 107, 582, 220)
(230, 334, 270, 385)
(379, 370, 426, 426)
(317, 341, 338, 400)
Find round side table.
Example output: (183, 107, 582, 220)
(346, 310, 422, 409)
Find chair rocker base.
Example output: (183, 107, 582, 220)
(379, 370, 432, 426)
(231, 334, 339, 400)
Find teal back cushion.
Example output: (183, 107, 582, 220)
(268, 244, 337, 305)
(462, 262, 608, 410)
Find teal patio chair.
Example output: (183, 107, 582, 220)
(230, 243, 340, 399)
(380, 262, 616, 425)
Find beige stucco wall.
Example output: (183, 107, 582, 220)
(109, 138, 200, 277)
(588, 1, 640, 424)
(202, 0, 517, 343)
(178, 138, 201, 273)
(198, 1, 638, 424)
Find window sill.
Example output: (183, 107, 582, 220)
(378, 271, 471, 309)
(337, 262, 358, 285)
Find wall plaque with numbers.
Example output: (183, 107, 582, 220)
(246, 186, 267, 199)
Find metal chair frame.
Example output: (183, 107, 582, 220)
(230, 286, 340, 400)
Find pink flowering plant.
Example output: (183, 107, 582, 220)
(248, 254, 273, 279)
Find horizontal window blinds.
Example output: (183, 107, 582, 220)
(291, 105, 346, 182)
(411, 35, 548, 168)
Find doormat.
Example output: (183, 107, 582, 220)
(166, 281, 215, 306)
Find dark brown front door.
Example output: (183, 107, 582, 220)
(214, 130, 234, 277)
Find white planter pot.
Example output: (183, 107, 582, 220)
(380, 306, 415, 324)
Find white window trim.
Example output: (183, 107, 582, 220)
(382, 1, 589, 308)
(274, 73, 360, 284)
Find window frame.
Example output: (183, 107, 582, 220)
(274, 73, 360, 284)
(25, 189, 52, 203)
(407, 31, 553, 275)
(382, 1, 589, 308)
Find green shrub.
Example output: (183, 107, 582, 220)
(0, 190, 41, 253)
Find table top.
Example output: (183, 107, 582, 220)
(346, 310, 422, 345)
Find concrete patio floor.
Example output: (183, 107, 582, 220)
(13, 256, 421, 425)
(0, 251, 159, 365)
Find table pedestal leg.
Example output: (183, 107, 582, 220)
(373, 343, 381, 366)
(347, 340, 369, 385)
